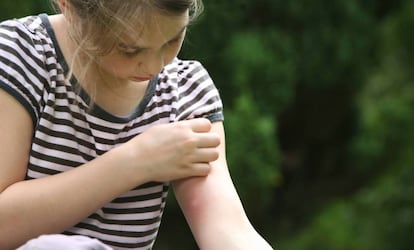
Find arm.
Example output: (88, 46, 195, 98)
(0, 89, 147, 249)
(0, 88, 219, 249)
(172, 122, 273, 249)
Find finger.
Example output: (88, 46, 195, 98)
(195, 133, 220, 148)
(190, 162, 212, 176)
(180, 118, 212, 133)
(191, 148, 220, 163)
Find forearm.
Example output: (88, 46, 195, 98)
(173, 122, 273, 250)
(0, 146, 142, 249)
(174, 174, 272, 249)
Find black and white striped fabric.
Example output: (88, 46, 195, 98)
(0, 14, 223, 249)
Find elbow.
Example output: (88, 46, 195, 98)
(0, 203, 31, 249)
(0, 225, 24, 250)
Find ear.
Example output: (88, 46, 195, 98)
(56, 0, 68, 13)
(56, 0, 74, 22)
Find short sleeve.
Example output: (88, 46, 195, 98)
(172, 60, 224, 122)
(0, 17, 48, 127)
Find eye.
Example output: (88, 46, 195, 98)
(122, 49, 142, 57)
(117, 44, 144, 57)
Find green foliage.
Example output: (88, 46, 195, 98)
(0, 0, 51, 21)
(223, 28, 297, 114)
(351, 1, 414, 171)
(225, 94, 281, 212)
(285, 0, 378, 88)
(381, 1, 414, 77)
(279, 160, 414, 250)
(279, 2, 414, 249)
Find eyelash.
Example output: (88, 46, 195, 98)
(120, 36, 183, 57)
(122, 49, 144, 57)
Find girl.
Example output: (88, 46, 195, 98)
(0, 0, 273, 249)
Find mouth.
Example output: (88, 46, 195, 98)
(131, 76, 152, 82)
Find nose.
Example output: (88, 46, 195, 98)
(138, 50, 165, 76)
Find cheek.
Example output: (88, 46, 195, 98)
(165, 42, 184, 64)
(99, 56, 136, 75)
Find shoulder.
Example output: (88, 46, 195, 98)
(161, 58, 211, 85)
(0, 14, 58, 81)
(162, 58, 203, 73)
(0, 15, 46, 46)
(0, 15, 53, 62)
(160, 58, 224, 122)
(0, 15, 56, 127)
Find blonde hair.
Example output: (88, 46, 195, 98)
(52, 0, 203, 56)
(50, 0, 203, 107)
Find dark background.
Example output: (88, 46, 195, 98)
(2, 0, 414, 249)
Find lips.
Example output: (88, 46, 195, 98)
(131, 76, 152, 82)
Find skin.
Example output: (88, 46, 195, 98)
(0, 1, 273, 249)
(88, 12, 189, 116)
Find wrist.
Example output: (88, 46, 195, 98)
(110, 142, 156, 186)
(195, 222, 273, 250)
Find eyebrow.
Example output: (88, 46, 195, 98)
(119, 25, 189, 50)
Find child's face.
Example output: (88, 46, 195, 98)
(96, 11, 189, 83)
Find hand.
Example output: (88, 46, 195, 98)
(123, 118, 221, 182)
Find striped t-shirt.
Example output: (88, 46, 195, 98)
(0, 14, 223, 249)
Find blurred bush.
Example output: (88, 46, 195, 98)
(225, 94, 281, 214)
(0, 0, 51, 21)
(278, 2, 414, 249)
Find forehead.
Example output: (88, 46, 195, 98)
(120, 11, 190, 46)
